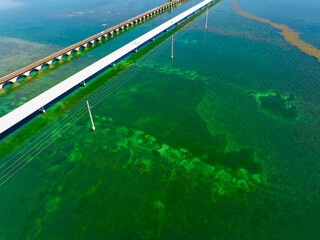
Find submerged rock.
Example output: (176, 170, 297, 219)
(237, 179, 249, 190)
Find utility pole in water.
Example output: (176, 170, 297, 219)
(86, 100, 95, 131)
(205, 9, 208, 29)
(171, 35, 174, 59)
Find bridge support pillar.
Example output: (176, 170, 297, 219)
(24, 71, 31, 77)
(11, 77, 18, 83)
(39, 107, 46, 114)
(35, 66, 42, 71)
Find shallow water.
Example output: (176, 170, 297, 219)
(0, 0, 320, 239)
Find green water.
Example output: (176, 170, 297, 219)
(0, 0, 320, 239)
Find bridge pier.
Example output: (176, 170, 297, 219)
(39, 107, 46, 114)
(84, 42, 91, 48)
(48, 59, 55, 65)
(10, 77, 18, 83)
(24, 70, 32, 76)
(35, 66, 42, 71)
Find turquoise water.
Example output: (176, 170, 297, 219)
(0, 0, 320, 239)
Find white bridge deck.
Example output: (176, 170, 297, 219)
(0, 0, 213, 136)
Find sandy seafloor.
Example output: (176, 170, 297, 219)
(0, 0, 319, 239)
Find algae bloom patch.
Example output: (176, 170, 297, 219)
(248, 90, 299, 122)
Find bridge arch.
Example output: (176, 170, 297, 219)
(29, 68, 39, 77)
(16, 74, 27, 82)
(53, 58, 60, 65)
(71, 49, 78, 55)
(41, 63, 49, 71)
(2, 81, 14, 89)
(62, 53, 70, 60)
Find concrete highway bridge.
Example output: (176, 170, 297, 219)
(0, 0, 187, 89)
(0, 0, 215, 138)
